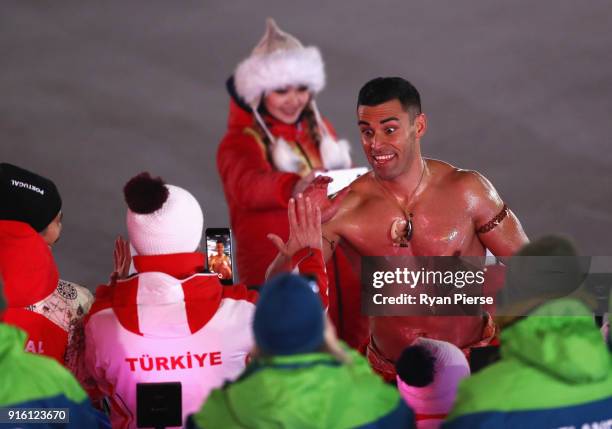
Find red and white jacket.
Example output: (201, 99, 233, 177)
(85, 248, 327, 429)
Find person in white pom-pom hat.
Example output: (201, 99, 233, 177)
(218, 18, 367, 348)
(84, 172, 330, 429)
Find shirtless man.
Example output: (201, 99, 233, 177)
(208, 240, 233, 280)
(317, 77, 528, 379)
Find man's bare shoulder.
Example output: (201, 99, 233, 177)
(347, 171, 377, 193)
(338, 172, 370, 207)
(427, 158, 497, 200)
(327, 172, 376, 223)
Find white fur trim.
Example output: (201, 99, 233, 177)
(235, 47, 325, 105)
(271, 137, 304, 173)
(320, 136, 352, 170)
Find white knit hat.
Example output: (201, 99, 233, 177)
(234, 18, 351, 172)
(124, 173, 203, 256)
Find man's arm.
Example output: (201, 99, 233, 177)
(463, 171, 529, 257)
(321, 221, 341, 263)
(301, 177, 355, 263)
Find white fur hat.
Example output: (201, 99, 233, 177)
(234, 18, 325, 108)
(124, 173, 203, 256)
(234, 18, 351, 172)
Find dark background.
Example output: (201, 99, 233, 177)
(2, 1, 611, 289)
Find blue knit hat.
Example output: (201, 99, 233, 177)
(254, 273, 324, 356)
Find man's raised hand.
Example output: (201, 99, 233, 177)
(302, 175, 350, 223)
(292, 170, 317, 198)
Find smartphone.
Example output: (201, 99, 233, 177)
(136, 382, 182, 428)
(205, 227, 235, 285)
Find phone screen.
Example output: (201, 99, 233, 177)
(206, 228, 234, 284)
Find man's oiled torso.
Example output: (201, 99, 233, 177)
(330, 160, 490, 360)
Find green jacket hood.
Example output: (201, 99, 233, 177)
(501, 299, 609, 383)
(192, 349, 408, 428)
(0, 322, 27, 359)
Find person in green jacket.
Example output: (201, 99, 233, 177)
(443, 236, 612, 428)
(0, 270, 108, 428)
(188, 273, 415, 429)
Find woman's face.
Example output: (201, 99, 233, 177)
(263, 85, 311, 124)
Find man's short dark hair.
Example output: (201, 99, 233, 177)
(357, 77, 422, 122)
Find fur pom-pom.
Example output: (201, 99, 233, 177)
(123, 172, 169, 214)
(320, 136, 352, 170)
(396, 344, 437, 387)
(271, 137, 304, 173)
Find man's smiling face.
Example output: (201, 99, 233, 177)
(358, 99, 422, 180)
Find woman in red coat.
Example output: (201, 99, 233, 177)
(218, 19, 367, 348)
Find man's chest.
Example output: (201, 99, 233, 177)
(340, 195, 478, 256)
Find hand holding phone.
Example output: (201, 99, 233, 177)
(206, 228, 234, 285)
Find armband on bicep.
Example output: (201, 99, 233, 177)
(477, 204, 509, 234)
